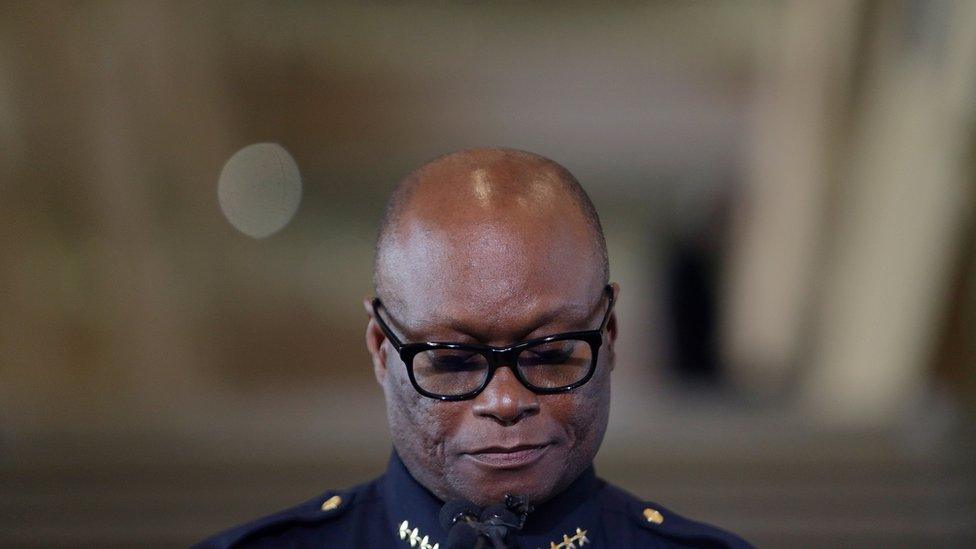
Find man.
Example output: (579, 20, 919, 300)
(198, 148, 751, 548)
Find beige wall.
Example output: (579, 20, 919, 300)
(0, 0, 972, 457)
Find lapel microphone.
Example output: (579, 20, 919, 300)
(440, 500, 482, 549)
(502, 494, 534, 526)
(440, 494, 534, 549)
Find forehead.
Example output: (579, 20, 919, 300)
(377, 151, 605, 334)
(383, 217, 604, 337)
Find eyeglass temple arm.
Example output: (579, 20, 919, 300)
(371, 298, 404, 348)
(599, 284, 615, 331)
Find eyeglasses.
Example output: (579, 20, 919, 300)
(371, 286, 615, 401)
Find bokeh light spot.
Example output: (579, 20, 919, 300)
(218, 143, 302, 238)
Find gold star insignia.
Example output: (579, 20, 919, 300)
(395, 519, 439, 549)
(548, 526, 589, 548)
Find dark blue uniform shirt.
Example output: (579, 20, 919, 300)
(196, 452, 752, 548)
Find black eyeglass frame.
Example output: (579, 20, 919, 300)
(371, 285, 616, 401)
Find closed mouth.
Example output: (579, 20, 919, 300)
(464, 444, 551, 469)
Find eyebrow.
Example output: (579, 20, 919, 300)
(383, 297, 604, 346)
(457, 305, 594, 342)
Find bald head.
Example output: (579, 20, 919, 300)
(374, 148, 608, 308)
(367, 149, 617, 506)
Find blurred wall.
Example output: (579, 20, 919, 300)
(1, 1, 770, 455)
(1, 1, 975, 545)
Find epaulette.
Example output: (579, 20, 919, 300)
(597, 482, 753, 548)
(193, 489, 356, 549)
(626, 498, 754, 549)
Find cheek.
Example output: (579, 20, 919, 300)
(383, 355, 465, 460)
(553, 371, 611, 453)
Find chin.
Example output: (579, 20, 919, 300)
(453, 459, 564, 508)
(465, 481, 553, 509)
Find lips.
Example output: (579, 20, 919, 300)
(463, 443, 551, 469)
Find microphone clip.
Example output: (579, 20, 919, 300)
(502, 494, 534, 530)
(441, 494, 534, 549)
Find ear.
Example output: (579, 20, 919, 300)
(605, 282, 620, 371)
(364, 297, 389, 386)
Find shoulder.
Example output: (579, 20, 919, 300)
(597, 480, 754, 548)
(192, 479, 385, 549)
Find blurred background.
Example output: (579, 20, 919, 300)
(2, 1, 975, 547)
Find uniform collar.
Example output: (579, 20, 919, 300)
(381, 451, 603, 549)
(382, 451, 448, 548)
(520, 466, 601, 536)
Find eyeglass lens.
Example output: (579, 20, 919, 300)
(410, 338, 593, 397)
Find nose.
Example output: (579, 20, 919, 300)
(471, 366, 540, 426)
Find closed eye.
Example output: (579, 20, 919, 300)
(520, 349, 574, 366)
(431, 354, 485, 372)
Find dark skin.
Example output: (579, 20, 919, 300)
(364, 149, 619, 508)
